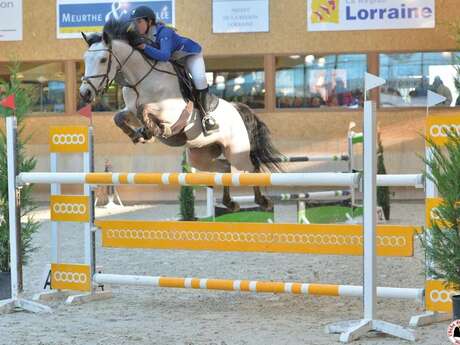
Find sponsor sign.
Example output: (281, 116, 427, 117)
(307, 0, 435, 32)
(0, 0, 22, 41)
(57, 0, 174, 39)
(212, 0, 269, 33)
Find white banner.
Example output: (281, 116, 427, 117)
(307, 0, 435, 32)
(0, 0, 22, 41)
(213, 0, 269, 33)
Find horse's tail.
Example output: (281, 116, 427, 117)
(232, 102, 285, 172)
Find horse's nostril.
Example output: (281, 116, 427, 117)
(79, 89, 91, 101)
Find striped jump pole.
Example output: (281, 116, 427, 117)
(16, 172, 424, 188)
(272, 154, 349, 163)
(230, 190, 351, 204)
(93, 274, 423, 301)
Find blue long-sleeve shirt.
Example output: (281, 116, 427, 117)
(142, 24, 202, 61)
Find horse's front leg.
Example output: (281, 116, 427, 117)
(137, 104, 163, 139)
(113, 109, 146, 144)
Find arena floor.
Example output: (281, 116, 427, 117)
(0, 201, 452, 345)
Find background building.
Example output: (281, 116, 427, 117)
(0, 0, 458, 202)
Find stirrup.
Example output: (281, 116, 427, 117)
(202, 115, 219, 134)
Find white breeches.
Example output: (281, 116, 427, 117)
(186, 53, 208, 90)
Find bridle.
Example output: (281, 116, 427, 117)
(81, 44, 135, 96)
(81, 41, 178, 105)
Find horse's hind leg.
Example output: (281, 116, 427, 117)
(187, 146, 240, 212)
(253, 185, 273, 212)
(225, 148, 273, 212)
(223, 186, 240, 212)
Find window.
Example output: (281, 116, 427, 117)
(276, 54, 367, 109)
(380, 52, 460, 107)
(206, 56, 265, 109)
(0, 62, 66, 113)
(76, 62, 124, 111)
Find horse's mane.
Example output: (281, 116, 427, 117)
(85, 17, 141, 47)
(103, 17, 139, 43)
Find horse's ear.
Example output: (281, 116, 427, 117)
(102, 31, 109, 44)
(81, 32, 90, 46)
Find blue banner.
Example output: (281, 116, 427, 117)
(57, 1, 174, 39)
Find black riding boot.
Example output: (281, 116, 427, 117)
(197, 87, 219, 133)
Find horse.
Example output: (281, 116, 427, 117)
(79, 19, 283, 212)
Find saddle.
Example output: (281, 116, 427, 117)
(170, 60, 219, 112)
(140, 60, 219, 139)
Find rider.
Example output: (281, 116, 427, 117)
(129, 5, 219, 133)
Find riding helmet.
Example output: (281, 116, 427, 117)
(130, 6, 156, 23)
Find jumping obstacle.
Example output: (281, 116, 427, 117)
(6, 93, 457, 342)
(20, 113, 456, 330)
(5, 95, 421, 342)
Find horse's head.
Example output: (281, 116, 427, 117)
(80, 18, 143, 103)
(79, 31, 118, 103)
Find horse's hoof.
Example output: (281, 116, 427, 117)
(132, 135, 146, 144)
(224, 201, 240, 213)
(258, 197, 274, 212)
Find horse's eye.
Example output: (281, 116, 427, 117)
(100, 58, 107, 64)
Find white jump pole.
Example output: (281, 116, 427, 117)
(363, 100, 377, 321)
(6, 116, 19, 301)
(206, 187, 215, 219)
(0, 116, 51, 314)
(50, 151, 60, 264)
(84, 126, 95, 274)
(348, 128, 356, 207)
(327, 77, 416, 342)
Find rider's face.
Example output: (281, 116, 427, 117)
(136, 18, 149, 34)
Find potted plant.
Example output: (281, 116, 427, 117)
(0, 63, 40, 300)
(420, 130, 460, 320)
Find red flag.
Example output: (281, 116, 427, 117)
(1, 94, 16, 110)
(78, 104, 92, 119)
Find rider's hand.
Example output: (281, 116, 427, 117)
(137, 43, 146, 50)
